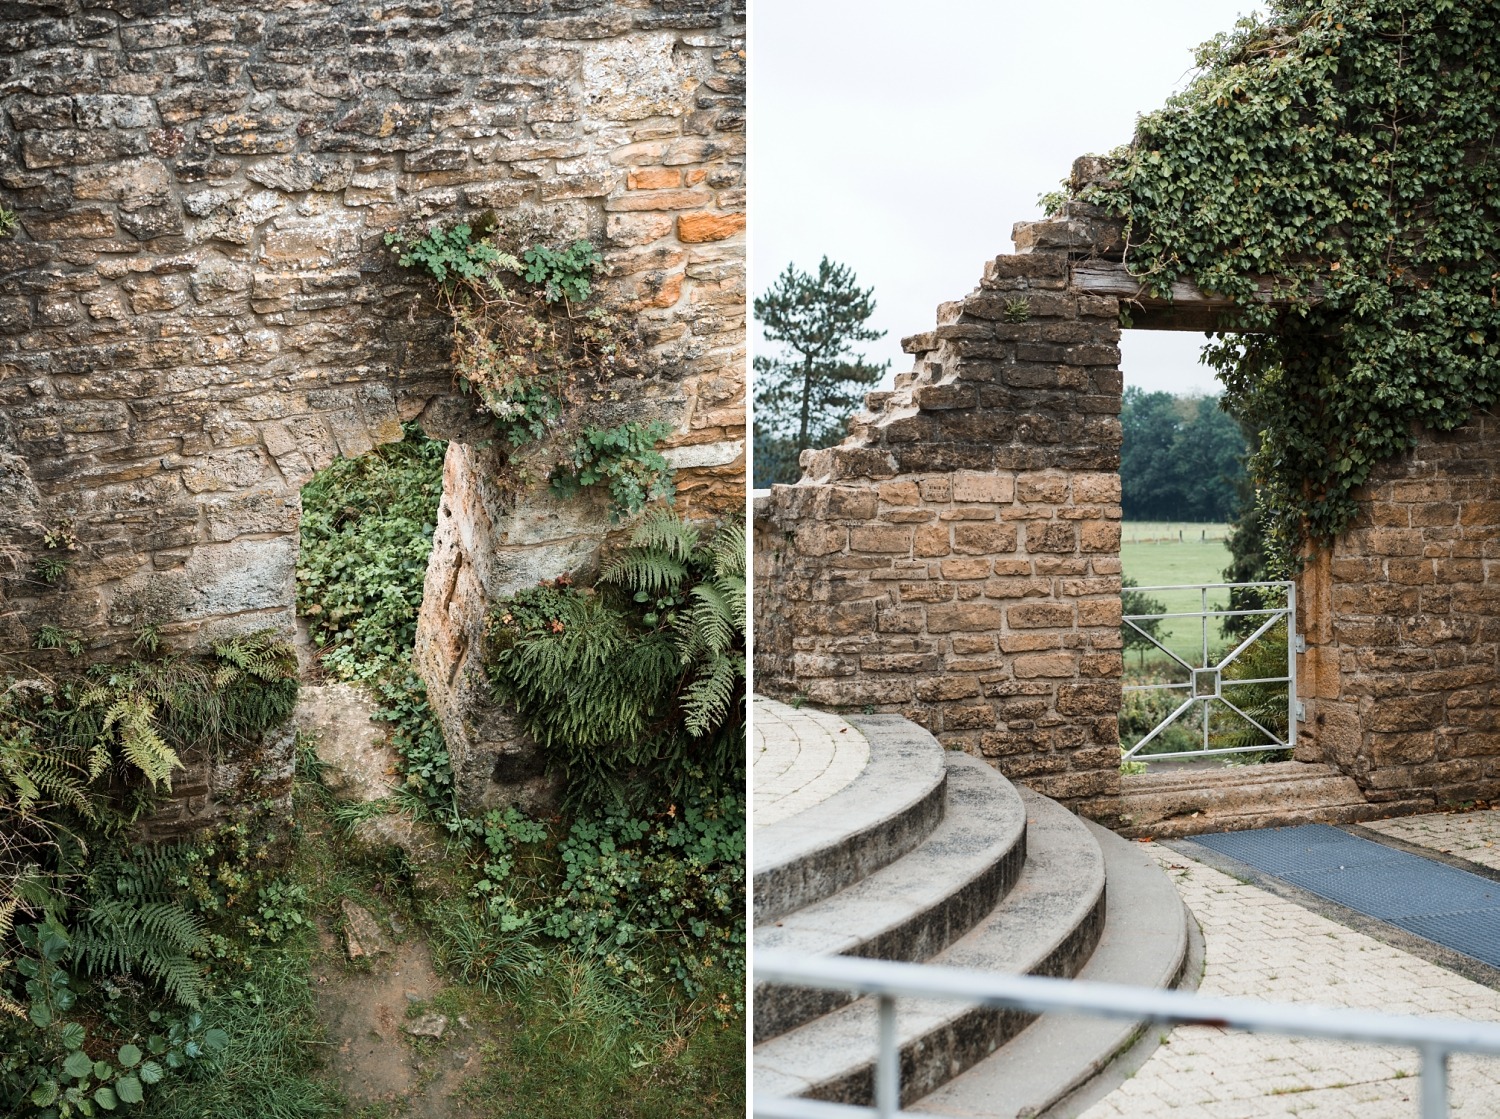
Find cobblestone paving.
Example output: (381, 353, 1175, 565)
(752, 696, 870, 828)
(1365, 809, 1500, 873)
(1080, 825, 1500, 1118)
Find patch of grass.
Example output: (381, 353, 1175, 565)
(1121, 528, 1235, 668)
(147, 944, 343, 1119)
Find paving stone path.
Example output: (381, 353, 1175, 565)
(1081, 811, 1500, 1118)
(752, 695, 870, 827)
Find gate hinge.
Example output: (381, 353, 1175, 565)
(1293, 634, 1307, 654)
(1295, 701, 1307, 722)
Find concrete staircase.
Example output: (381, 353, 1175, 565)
(753, 714, 1191, 1117)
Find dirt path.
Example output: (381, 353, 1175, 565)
(293, 664, 488, 1118)
(310, 925, 482, 1118)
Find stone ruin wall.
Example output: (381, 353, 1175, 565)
(0, 0, 745, 829)
(1298, 414, 1500, 814)
(753, 243, 1128, 811)
(755, 167, 1500, 825)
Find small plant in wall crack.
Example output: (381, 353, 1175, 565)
(549, 421, 675, 522)
(386, 218, 632, 451)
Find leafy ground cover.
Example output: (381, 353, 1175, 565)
(294, 426, 745, 1116)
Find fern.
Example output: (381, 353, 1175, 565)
(490, 513, 745, 804)
(70, 851, 208, 1009)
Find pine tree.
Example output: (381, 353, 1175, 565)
(753, 257, 888, 486)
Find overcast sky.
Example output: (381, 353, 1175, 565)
(751, 0, 1266, 397)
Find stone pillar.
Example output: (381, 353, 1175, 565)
(1298, 414, 1500, 812)
(754, 247, 1125, 810)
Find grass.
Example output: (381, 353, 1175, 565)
(1121, 523, 1234, 668)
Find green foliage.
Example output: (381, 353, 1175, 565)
(35, 628, 83, 658)
(1120, 577, 1168, 663)
(1120, 389, 1248, 522)
(387, 222, 517, 287)
(295, 426, 457, 814)
(550, 421, 675, 521)
(752, 427, 803, 489)
(1, 917, 230, 1119)
(460, 782, 744, 997)
(297, 426, 446, 684)
(387, 222, 625, 449)
(487, 513, 745, 805)
(753, 257, 889, 484)
(1215, 620, 1293, 760)
(520, 241, 603, 303)
(1079, 0, 1500, 557)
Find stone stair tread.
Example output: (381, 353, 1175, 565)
(755, 714, 947, 926)
(910, 820, 1190, 1118)
(755, 754, 1025, 959)
(754, 754, 1026, 1040)
(753, 788, 1106, 1106)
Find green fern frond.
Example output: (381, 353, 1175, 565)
(680, 654, 744, 738)
(601, 549, 689, 597)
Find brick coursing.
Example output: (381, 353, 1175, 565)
(1299, 413, 1500, 813)
(754, 246, 1126, 808)
(0, 0, 744, 823)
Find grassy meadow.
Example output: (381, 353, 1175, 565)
(1120, 523, 1234, 668)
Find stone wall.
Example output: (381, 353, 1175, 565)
(1298, 413, 1500, 814)
(753, 245, 1126, 809)
(0, 0, 746, 675)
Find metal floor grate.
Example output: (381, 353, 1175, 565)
(1187, 823, 1500, 969)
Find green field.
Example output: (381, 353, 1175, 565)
(1121, 524, 1233, 668)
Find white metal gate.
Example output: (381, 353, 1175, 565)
(1120, 579, 1297, 762)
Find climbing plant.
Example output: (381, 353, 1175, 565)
(1069, 0, 1500, 561)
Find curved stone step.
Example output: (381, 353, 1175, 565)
(754, 753, 1027, 1041)
(754, 788, 1107, 1108)
(911, 820, 1190, 1118)
(754, 713, 947, 926)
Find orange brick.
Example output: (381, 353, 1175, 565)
(677, 211, 746, 243)
(628, 167, 681, 190)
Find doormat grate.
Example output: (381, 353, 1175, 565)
(1186, 823, 1500, 968)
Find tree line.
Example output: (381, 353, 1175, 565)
(1119, 387, 1247, 523)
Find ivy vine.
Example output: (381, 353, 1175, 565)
(1072, 0, 1500, 561)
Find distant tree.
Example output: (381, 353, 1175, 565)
(1221, 414, 1280, 639)
(753, 258, 888, 486)
(1119, 388, 1248, 522)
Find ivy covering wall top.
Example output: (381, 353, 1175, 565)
(1074, 0, 1500, 558)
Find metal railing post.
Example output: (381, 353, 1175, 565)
(1420, 1043, 1449, 1119)
(1288, 579, 1298, 749)
(876, 994, 899, 1119)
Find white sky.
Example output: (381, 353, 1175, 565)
(751, 0, 1266, 397)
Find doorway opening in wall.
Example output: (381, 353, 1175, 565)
(295, 421, 451, 809)
(1116, 330, 1293, 774)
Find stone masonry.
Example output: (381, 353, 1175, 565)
(0, 1, 744, 820)
(755, 155, 1500, 826)
(754, 240, 1127, 809)
(0, 0, 745, 664)
(1298, 413, 1500, 813)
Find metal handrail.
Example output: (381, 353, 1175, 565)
(753, 951, 1500, 1119)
